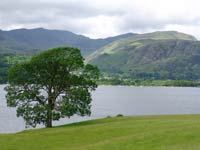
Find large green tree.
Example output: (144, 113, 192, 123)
(5, 47, 99, 128)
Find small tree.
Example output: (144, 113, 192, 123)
(5, 47, 99, 128)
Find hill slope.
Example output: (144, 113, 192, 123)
(1, 115, 200, 150)
(0, 28, 136, 56)
(87, 31, 200, 80)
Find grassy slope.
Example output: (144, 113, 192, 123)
(1, 115, 200, 150)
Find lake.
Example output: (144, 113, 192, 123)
(1, 85, 200, 133)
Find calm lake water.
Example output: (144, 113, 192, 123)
(1, 85, 200, 133)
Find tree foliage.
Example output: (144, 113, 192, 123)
(5, 47, 99, 128)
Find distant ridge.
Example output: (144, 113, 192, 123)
(0, 28, 136, 56)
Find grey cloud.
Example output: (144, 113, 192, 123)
(0, 0, 125, 36)
(117, 13, 200, 34)
(0, 0, 200, 38)
(0, 0, 124, 18)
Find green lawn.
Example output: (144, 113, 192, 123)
(1, 115, 200, 150)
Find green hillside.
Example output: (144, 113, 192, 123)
(0, 28, 136, 84)
(87, 31, 196, 59)
(87, 31, 200, 80)
(1, 115, 200, 150)
(123, 31, 196, 41)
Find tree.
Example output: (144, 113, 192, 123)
(5, 47, 99, 128)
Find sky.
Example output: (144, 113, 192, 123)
(1, 0, 200, 39)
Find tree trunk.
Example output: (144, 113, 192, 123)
(46, 97, 53, 128)
(47, 109, 52, 127)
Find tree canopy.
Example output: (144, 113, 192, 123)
(5, 47, 99, 128)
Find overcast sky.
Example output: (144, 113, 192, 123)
(1, 0, 200, 39)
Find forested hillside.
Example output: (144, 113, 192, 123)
(87, 31, 200, 80)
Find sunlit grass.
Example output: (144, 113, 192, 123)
(1, 114, 200, 150)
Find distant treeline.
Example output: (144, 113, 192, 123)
(0, 53, 11, 83)
(98, 78, 200, 87)
(0, 52, 31, 84)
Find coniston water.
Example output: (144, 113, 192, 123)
(1, 85, 200, 133)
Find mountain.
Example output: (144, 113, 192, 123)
(0, 28, 136, 56)
(87, 31, 200, 80)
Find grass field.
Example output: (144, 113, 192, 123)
(1, 115, 200, 150)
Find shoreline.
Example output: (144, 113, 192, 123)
(1, 114, 200, 134)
